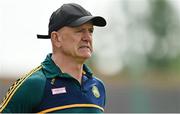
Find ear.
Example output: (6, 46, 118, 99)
(51, 31, 62, 48)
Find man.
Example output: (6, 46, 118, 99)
(0, 3, 106, 113)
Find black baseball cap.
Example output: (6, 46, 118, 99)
(37, 3, 107, 39)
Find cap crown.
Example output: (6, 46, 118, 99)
(48, 3, 92, 35)
(37, 3, 106, 39)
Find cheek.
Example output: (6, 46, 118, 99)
(62, 36, 77, 44)
(64, 38, 80, 50)
(90, 39, 93, 46)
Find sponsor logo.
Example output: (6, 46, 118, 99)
(51, 87, 66, 95)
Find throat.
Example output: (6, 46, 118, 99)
(52, 53, 84, 83)
(69, 70, 83, 84)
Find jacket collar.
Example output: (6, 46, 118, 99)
(41, 53, 93, 79)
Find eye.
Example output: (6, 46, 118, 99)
(75, 28, 83, 33)
(89, 28, 94, 33)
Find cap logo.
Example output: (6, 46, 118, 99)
(92, 85, 100, 98)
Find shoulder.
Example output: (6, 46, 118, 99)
(16, 65, 47, 100)
(15, 65, 46, 91)
(93, 76, 105, 86)
(0, 65, 46, 112)
(92, 76, 106, 92)
(22, 65, 46, 88)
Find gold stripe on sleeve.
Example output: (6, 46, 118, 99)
(0, 65, 42, 112)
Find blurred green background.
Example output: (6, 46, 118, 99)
(0, 0, 180, 113)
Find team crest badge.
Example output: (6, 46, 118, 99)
(92, 86, 100, 98)
(51, 78, 56, 85)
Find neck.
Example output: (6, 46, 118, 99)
(52, 53, 84, 83)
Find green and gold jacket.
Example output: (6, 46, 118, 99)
(0, 53, 106, 113)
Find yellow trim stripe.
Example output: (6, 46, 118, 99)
(82, 70, 86, 75)
(38, 104, 104, 113)
(0, 65, 42, 112)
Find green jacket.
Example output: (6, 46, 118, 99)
(0, 53, 106, 113)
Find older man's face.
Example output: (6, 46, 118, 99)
(57, 22, 94, 62)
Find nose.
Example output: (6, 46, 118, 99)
(82, 30, 92, 41)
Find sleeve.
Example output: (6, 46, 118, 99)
(100, 80, 106, 107)
(0, 72, 46, 113)
(94, 76, 106, 107)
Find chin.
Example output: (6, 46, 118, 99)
(80, 53, 92, 59)
(82, 55, 91, 59)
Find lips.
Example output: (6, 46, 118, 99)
(80, 45, 89, 48)
(79, 45, 91, 51)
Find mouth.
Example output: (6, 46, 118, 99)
(79, 45, 91, 51)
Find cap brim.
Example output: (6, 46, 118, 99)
(37, 16, 106, 39)
(69, 16, 106, 27)
(37, 34, 50, 39)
